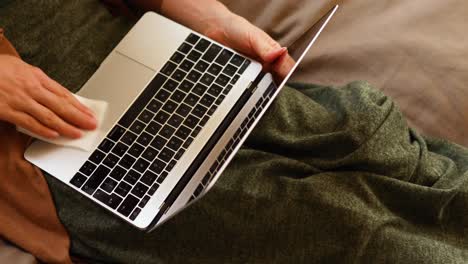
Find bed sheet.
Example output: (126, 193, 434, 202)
(221, 0, 468, 147)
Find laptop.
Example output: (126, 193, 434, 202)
(24, 5, 338, 232)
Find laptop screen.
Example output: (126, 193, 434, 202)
(276, 5, 338, 88)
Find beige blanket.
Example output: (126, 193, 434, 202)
(222, 0, 468, 147)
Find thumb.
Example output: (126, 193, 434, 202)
(249, 29, 285, 63)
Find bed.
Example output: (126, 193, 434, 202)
(0, 0, 467, 262)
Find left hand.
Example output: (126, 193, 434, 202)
(203, 12, 295, 82)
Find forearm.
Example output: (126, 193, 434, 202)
(130, 0, 232, 35)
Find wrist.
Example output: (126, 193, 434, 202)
(160, 0, 234, 36)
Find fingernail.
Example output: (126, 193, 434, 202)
(51, 131, 60, 138)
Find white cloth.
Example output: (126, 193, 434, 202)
(17, 95, 108, 152)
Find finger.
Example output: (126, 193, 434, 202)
(32, 68, 95, 117)
(248, 28, 283, 63)
(263, 47, 288, 64)
(7, 110, 59, 139)
(32, 87, 97, 130)
(23, 100, 83, 139)
(272, 53, 296, 82)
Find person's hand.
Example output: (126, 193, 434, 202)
(0, 55, 97, 139)
(203, 12, 296, 82)
(157, 0, 295, 82)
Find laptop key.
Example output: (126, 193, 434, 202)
(208, 64, 222, 76)
(130, 120, 146, 134)
(230, 54, 245, 67)
(129, 208, 141, 220)
(146, 121, 162, 135)
(131, 182, 149, 198)
(200, 94, 215, 108)
(202, 44, 222, 61)
(171, 90, 186, 102)
(133, 158, 150, 173)
(115, 181, 132, 197)
(138, 110, 154, 123)
(82, 165, 110, 195)
(184, 114, 200, 128)
(129, 143, 145, 157)
(195, 60, 209, 72)
(101, 178, 118, 193)
(193, 83, 208, 96)
(178, 42, 192, 54)
(119, 154, 136, 169)
(141, 170, 158, 186)
(118, 194, 139, 217)
(147, 99, 162, 113)
(166, 160, 177, 171)
(167, 136, 183, 151)
(137, 132, 153, 146)
(170, 51, 184, 64)
(175, 125, 191, 140)
(162, 100, 178, 113)
(118, 74, 167, 127)
(223, 64, 237, 76)
(148, 183, 159, 195)
(79, 161, 96, 176)
(192, 105, 207, 118)
(150, 135, 167, 150)
(195, 38, 210, 52)
(168, 114, 184, 128)
(142, 147, 158, 162)
(155, 89, 171, 103)
(186, 33, 200, 45)
(238, 59, 251, 74)
(89, 150, 106, 164)
(154, 112, 170, 126)
(200, 73, 216, 86)
(139, 195, 151, 208)
(180, 59, 194, 72)
(124, 169, 141, 185)
(164, 79, 178, 91)
(98, 139, 115, 153)
(188, 50, 202, 62)
(215, 74, 230, 87)
(121, 132, 138, 146)
(161, 61, 177, 76)
(150, 159, 166, 174)
(174, 148, 186, 160)
(103, 153, 119, 169)
(216, 49, 233, 65)
(187, 70, 202, 83)
(172, 69, 187, 82)
(159, 147, 175, 162)
(176, 103, 191, 117)
(183, 137, 194, 149)
(112, 142, 129, 156)
(110, 166, 127, 181)
(160, 125, 176, 139)
(184, 93, 200, 106)
(179, 80, 194, 93)
(70, 173, 87, 188)
(200, 116, 209, 126)
(208, 84, 223, 97)
(156, 171, 168, 184)
(108, 125, 126, 141)
(231, 74, 240, 84)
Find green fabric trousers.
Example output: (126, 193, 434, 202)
(1, 1, 468, 263)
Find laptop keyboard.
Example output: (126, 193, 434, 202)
(70, 33, 251, 220)
(188, 83, 277, 203)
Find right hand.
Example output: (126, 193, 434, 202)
(0, 55, 97, 139)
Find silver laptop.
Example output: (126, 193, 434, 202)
(25, 5, 338, 232)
